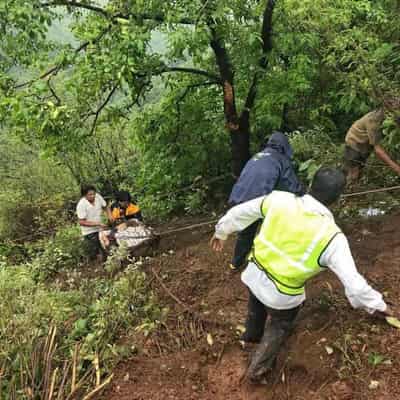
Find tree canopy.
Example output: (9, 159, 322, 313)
(0, 0, 399, 202)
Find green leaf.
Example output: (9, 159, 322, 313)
(299, 159, 313, 172)
(116, 17, 129, 24)
(386, 316, 400, 329)
(368, 352, 385, 366)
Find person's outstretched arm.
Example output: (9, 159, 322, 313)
(321, 233, 394, 317)
(374, 144, 400, 175)
(211, 196, 265, 251)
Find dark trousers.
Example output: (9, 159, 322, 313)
(243, 290, 300, 382)
(232, 220, 261, 268)
(342, 145, 369, 172)
(84, 232, 104, 259)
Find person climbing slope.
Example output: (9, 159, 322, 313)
(228, 131, 304, 271)
(211, 167, 394, 383)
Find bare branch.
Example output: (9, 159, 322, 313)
(259, 0, 275, 68)
(39, 1, 109, 17)
(160, 67, 221, 83)
(14, 65, 60, 89)
(119, 12, 195, 25)
(47, 79, 61, 105)
(40, 1, 196, 24)
(14, 25, 112, 89)
(131, 66, 221, 83)
(241, 0, 276, 118)
(131, 81, 150, 107)
(208, 23, 239, 131)
(0, 174, 22, 180)
(177, 81, 217, 103)
(88, 83, 119, 136)
(115, 83, 149, 119)
(243, 74, 259, 113)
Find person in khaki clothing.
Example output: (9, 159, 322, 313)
(343, 104, 400, 183)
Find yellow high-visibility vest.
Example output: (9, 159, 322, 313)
(250, 191, 341, 296)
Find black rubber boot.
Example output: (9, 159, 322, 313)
(246, 306, 300, 383)
(241, 290, 268, 343)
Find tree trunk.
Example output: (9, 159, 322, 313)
(209, 28, 251, 177)
(280, 103, 290, 131)
(208, 0, 276, 178)
(231, 0, 276, 177)
(231, 119, 251, 178)
(221, 77, 251, 177)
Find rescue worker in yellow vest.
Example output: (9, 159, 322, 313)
(110, 191, 142, 225)
(210, 167, 394, 383)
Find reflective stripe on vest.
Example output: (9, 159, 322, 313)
(250, 191, 341, 296)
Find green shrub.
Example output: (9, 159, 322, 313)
(76, 269, 164, 364)
(0, 259, 162, 398)
(103, 244, 130, 274)
(29, 225, 86, 281)
(290, 127, 342, 184)
(0, 142, 78, 243)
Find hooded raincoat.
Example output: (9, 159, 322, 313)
(229, 132, 303, 205)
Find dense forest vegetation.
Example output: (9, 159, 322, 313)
(0, 0, 399, 398)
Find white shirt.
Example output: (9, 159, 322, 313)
(76, 193, 107, 236)
(215, 194, 386, 314)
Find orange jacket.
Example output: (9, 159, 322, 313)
(111, 203, 142, 221)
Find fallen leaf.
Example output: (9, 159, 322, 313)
(235, 324, 246, 334)
(369, 380, 379, 390)
(324, 282, 333, 295)
(325, 346, 334, 355)
(386, 316, 400, 329)
(206, 333, 214, 346)
(361, 344, 367, 353)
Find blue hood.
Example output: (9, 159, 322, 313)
(229, 130, 302, 204)
(265, 131, 293, 159)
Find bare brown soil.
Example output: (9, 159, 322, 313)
(99, 213, 400, 400)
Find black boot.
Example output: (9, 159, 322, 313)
(242, 290, 268, 343)
(246, 306, 300, 383)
